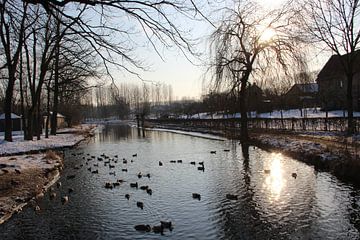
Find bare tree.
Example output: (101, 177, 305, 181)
(297, 0, 360, 134)
(0, 1, 29, 141)
(208, 0, 305, 142)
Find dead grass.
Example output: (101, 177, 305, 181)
(44, 150, 59, 160)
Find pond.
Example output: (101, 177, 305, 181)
(0, 124, 359, 239)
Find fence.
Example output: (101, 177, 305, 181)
(147, 117, 360, 132)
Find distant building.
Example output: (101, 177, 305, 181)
(246, 84, 265, 112)
(43, 112, 67, 129)
(0, 113, 22, 132)
(285, 83, 319, 109)
(317, 50, 360, 110)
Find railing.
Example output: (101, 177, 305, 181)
(147, 117, 360, 132)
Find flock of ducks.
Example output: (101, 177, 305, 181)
(35, 147, 298, 236)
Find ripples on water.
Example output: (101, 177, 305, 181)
(1, 125, 360, 239)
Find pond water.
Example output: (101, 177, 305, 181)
(1, 124, 360, 239)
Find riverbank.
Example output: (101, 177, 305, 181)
(0, 124, 96, 225)
(146, 122, 360, 185)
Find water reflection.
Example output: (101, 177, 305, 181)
(264, 153, 285, 202)
(0, 125, 359, 240)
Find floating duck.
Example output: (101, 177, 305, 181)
(159, 161, 163, 166)
(109, 164, 115, 169)
(190, 161, 196, 165)
(134, 224, 151, 232)
(226, 194, 238, 200)
(105, 182, 113, 189)
(50, 192, 56, 199)
(68, 188, 74, 193)
(130, 182, 138, 188)
(113, 182, 120, 187)
(160, 221, 172, 229)
(177, 160, 182, 163)
(152, 225, 164, 234)
(198, 161, 204, 166)
(114, 155, 118, 158)
(123, 160, 127, 164)
(145, 173, 150, 178)
(292, 173, 297, 179)
(91, 169, 99, 174)
(109, 171, 116, 176)
(197, 166, 205, 171)
(57, 182, 62, 188)
(125, 194, 130, 200)
(132, 154, 137, 157)
(137, 172, 142, 178)
(210, 151, 216, 154)
(170, 160, 176, 163)
(146, 189, 152, 195)
(224, 149, 230, 152)
(264, 170, 271, 174)
(136, 201, 144, 209)
(140, 185, 149, 190)
(122, 169, 128, 172)
(192, 193, 201, 200)
(61, 196, 69, 204)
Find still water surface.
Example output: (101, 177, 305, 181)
(1, 125, 360, 239)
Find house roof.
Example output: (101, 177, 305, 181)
(317, 50, 360, 80)
(295, 83, 318, 93)
(49, 112, 65, 118)
(0, 113, 21, 119)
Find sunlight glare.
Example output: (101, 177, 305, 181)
(259, 27, 276, 43)
(264, 153, 285, 201)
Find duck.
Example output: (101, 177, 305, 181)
(49, 192, 56, 199)
(197, 166, 205, 171)
(97, 157, 103, 161)
(226, 194, 238, 200)
(140, 185, 149, 190)
(125, 194, 130, 200)
(117, 179, 125, 183)
(160, 221, 172, 229)
(145, 173, 150, 178)
(170, 160, 176, 163)
(210, 151, 216, 154)
(123, 159, 127, 164)
(93, 163, 99, 167)
(264, 169, 271, 174)
(137, 172, 142, 178)
(136, 201, 144, 209)
(113, 182, 120, 187)
(105, 182, 113, 189)
(109, 171, 116, 176)
(192, 193, 201, 200)
(146, 188, 152, 195)
(109, 164, 115, 169)
(91, 169, 99, 174)
(68, 188, 74, 193)
(198, 161, 204, 166)
(292, 173, 297, 179)
(57, 182, 62, 188)
(190, 161, 196, 165)
(159, 161, 163, 166)
(132, 154, 137, 157)
(15, 169, 21, 174)
(224, 149, 230, 152)
(122, 169, 128, 172)
(87, 167, 92, 172)
(61, 196, 69, 204)
(134, 224, 151, 232)
(114, 155, 118, 158)
(130, 182, 138, 188)
(152, 225, 164, 234)
(177, 160, 182, 163)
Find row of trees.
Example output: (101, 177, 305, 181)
(207, 0, 360, 141)
(0, 0, 203, 141)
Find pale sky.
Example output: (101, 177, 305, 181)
(112, 0, 328, 99)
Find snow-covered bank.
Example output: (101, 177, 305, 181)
(0, 124, 96, 225)
(0, 124, 96, 156)
(0, 151, 63, 225)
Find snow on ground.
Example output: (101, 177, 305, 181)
(0, 124, 95, 156)
(179, 108, 360, 119)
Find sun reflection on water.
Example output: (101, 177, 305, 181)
(264, 152, 285, 202)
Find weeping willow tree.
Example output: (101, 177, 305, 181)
(209, 0, 306, 142)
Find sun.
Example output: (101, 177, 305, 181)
(259, 27, 276, 43)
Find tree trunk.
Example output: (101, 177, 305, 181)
(347, 72, 354, 134)
(239, 78, 249, 143)
(51, 19, 61, 135)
